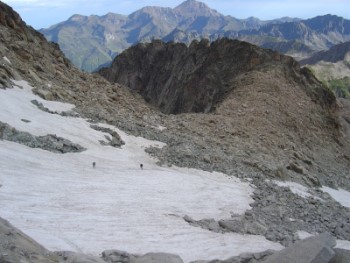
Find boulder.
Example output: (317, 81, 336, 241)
(131, 253, 184, 263)
(34, 88, 54, 100)
(218, 219, 244, 233)
(329, 248, 350, 263)
(102, 250, 133, 263)
(102, 250, 183, 263)
(56, 251, 106, 263)
(262, 233, 336, 263)
(287, 162, 304, 174)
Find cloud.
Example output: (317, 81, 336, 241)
(3, 0, 84, 8)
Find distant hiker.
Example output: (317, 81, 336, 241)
(93, 162, 96, 168)
(140, 163, 143, 170)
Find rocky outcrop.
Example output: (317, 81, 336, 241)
(99, 38, 336, 114)
(55, 251, 107, 263)
(90, 124, 125, 148)
(0, 121, 85, 153)
(262, 233, 336, 263)
(0, 1, 26, 31)
(102, 250, 184, 263)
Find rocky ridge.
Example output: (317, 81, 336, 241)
(1, 1, 350, 263)
(99, 38, 336, 115)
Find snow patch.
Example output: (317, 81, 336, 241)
(3, 56, 11, 65)
(321, 187, 350, 208)
(0, 80, 284, 262)
(156, 125, 167, 131)
(335, 240, 350, 250)
(297, 231, 314, 240)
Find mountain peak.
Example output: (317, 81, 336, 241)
(174, 0, 220, 17)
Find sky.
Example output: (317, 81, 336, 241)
(2, 0, 350, 29)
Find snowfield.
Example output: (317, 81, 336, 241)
(0, 81, 287, 262)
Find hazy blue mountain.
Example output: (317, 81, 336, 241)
(40, 0, 350, 71)
(300, 41, 350, 65)
(241, 15, 350, 52)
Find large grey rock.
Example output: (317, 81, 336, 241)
(102, 250, 133, 263)
(329, 248, 350, 263)
(131, 252, 184, 263)
(262, 233, 336, 263)
(56, 251, 106, 263)
(189, 250, 274, 263)
(102, 250, 183, 263)
(218, 219, 245, 233)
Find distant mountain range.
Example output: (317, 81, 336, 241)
(300, 41, 350, 65)
(40, 0, 350, 72)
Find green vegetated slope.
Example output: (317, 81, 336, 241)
(300, 41, 350, 99)
(326, 77, 350, 98)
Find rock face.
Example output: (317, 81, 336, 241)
(99, 38, 335, 114)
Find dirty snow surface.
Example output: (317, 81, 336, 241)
(273, 180, 313, 199)
(0, 81, 283, 262)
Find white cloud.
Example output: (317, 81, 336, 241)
(3, 0, 84, 8)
